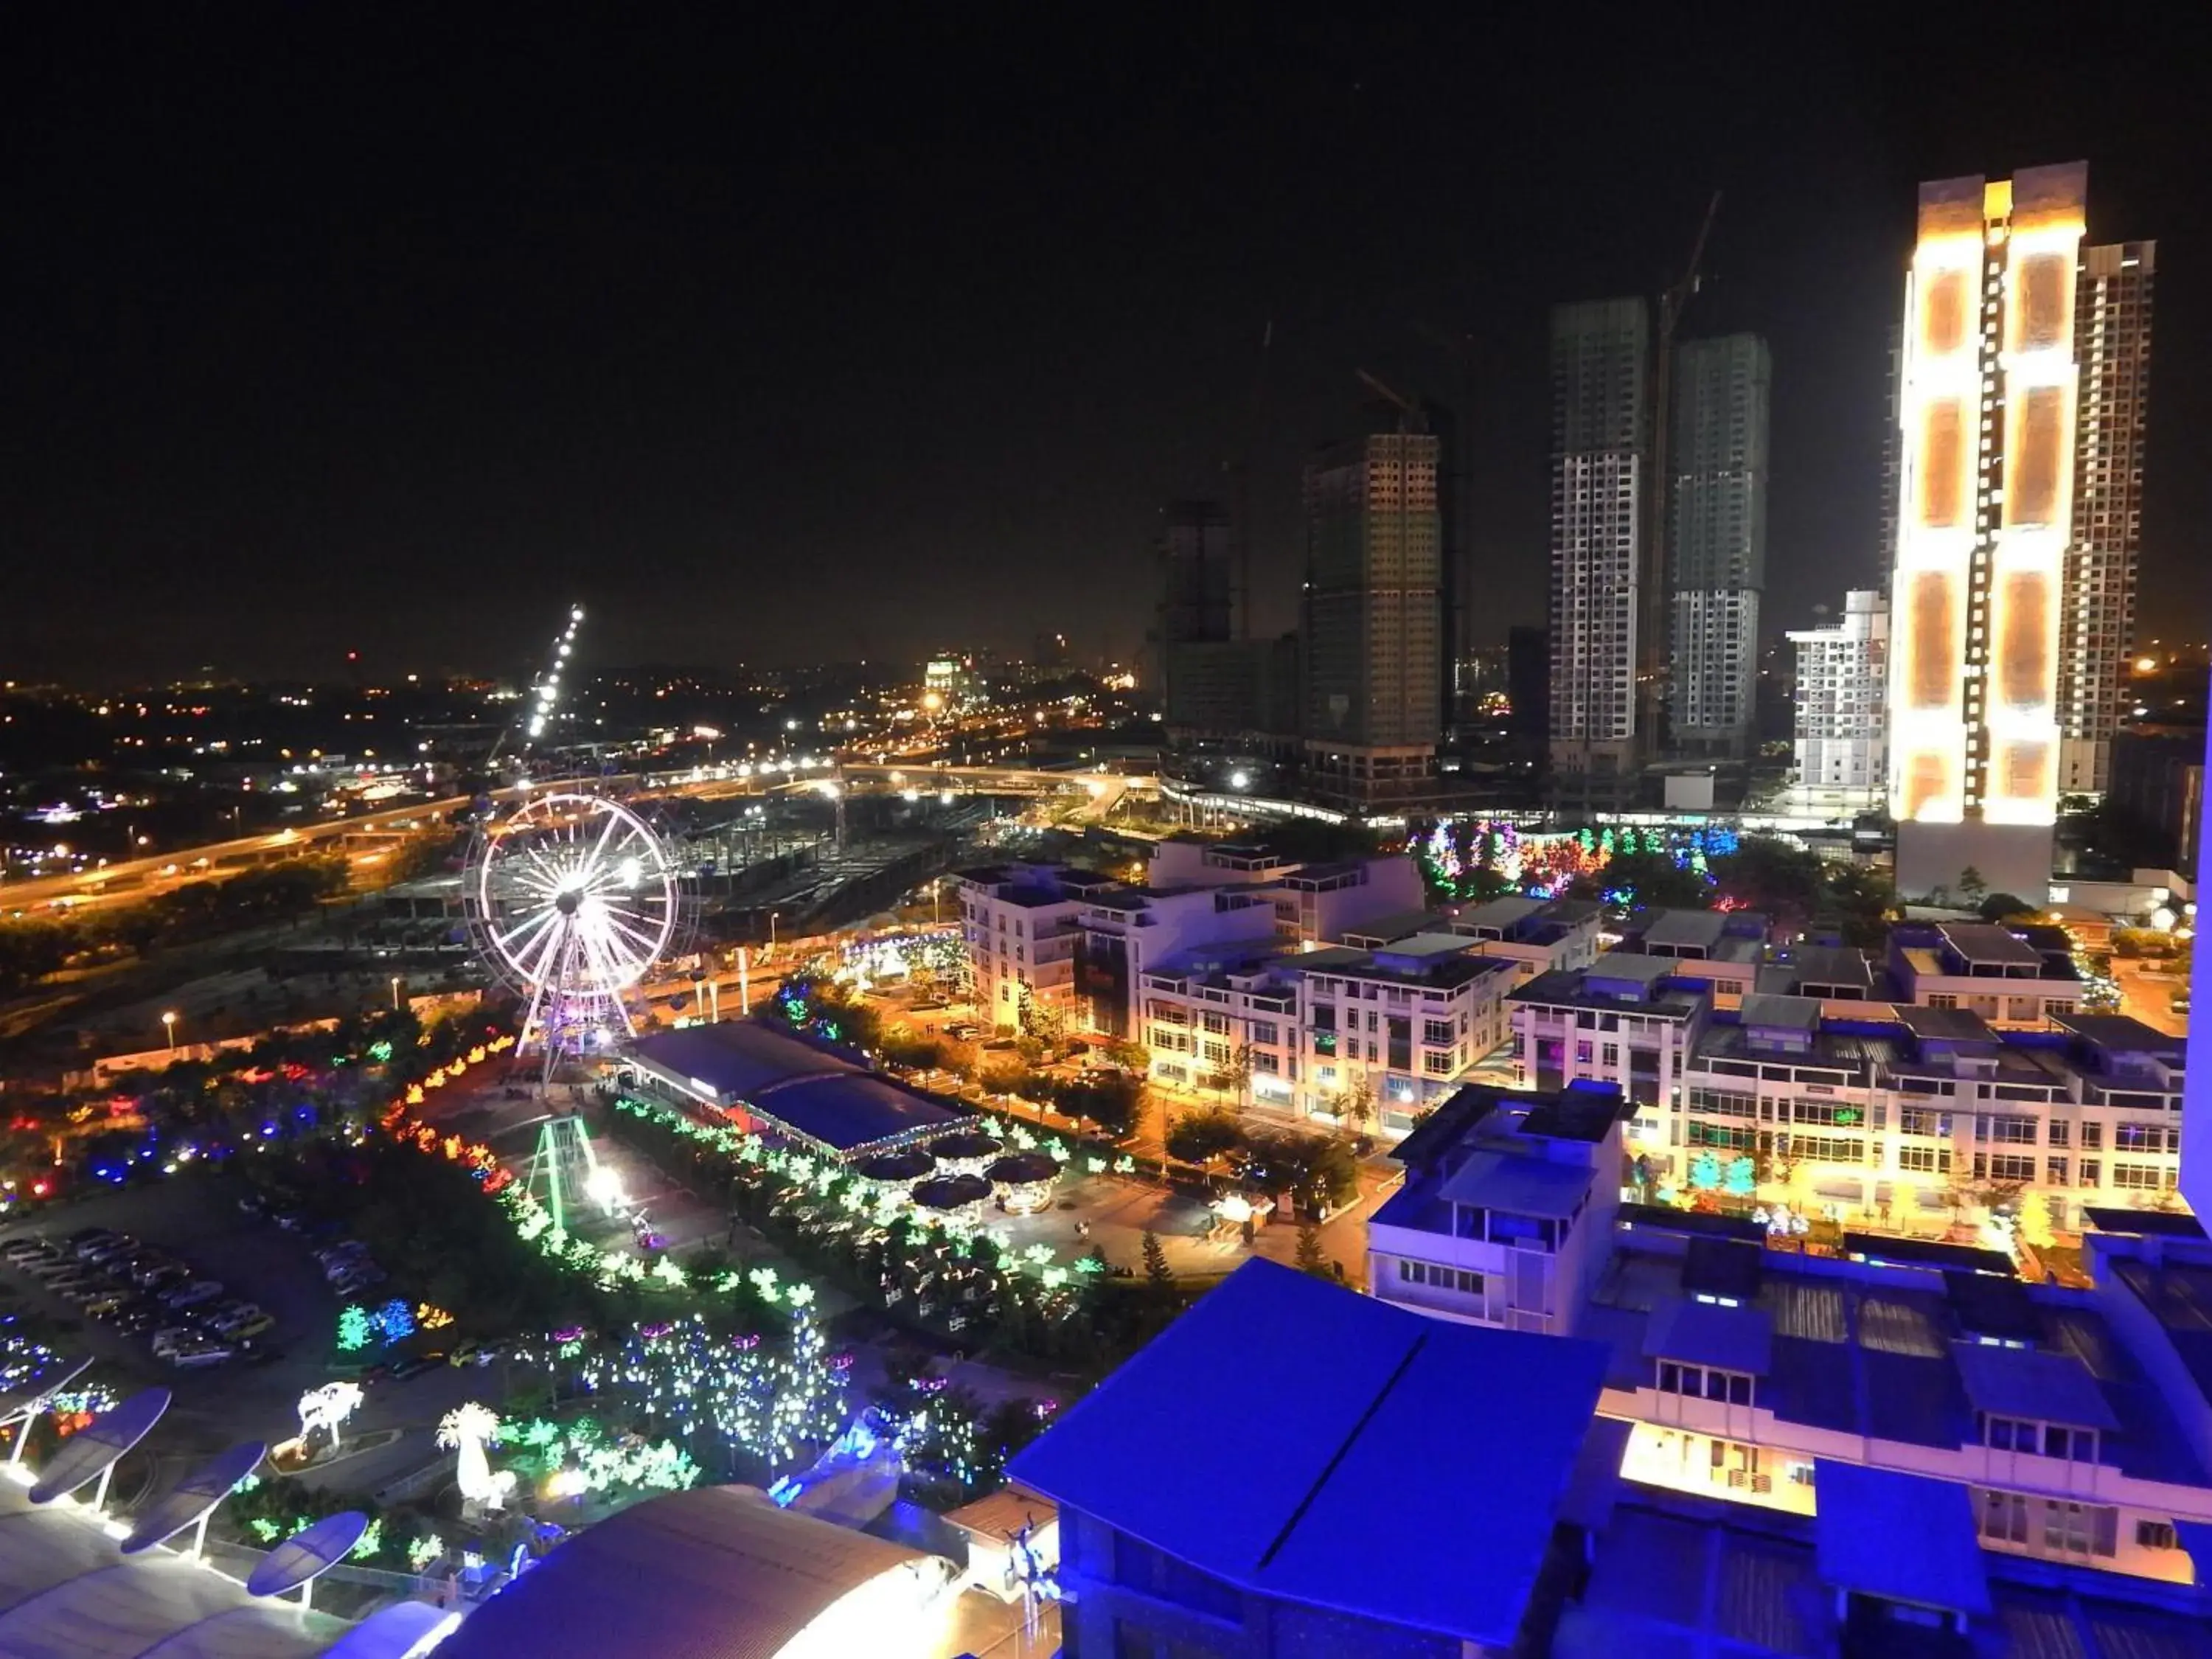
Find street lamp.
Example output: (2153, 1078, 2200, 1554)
(161, 1011, 178, 1054)
(390, 975, 403, 1012)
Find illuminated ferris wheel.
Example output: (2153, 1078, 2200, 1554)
(464, 793, 682, 1082)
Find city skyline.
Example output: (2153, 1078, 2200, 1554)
(5, 14, 2210, 683)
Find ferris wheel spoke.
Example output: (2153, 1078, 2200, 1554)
(576, 921, 635, 993)
(493, 905, 559, 958)
(597, 906, 668, 960)
(521, 911, 573, 990)
(575, 804, 625, 885)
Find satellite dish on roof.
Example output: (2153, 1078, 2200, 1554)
(249, 1511, 371, 1601)
(29, 1387, 170, 1506)
(122, 1441, 265, 1555)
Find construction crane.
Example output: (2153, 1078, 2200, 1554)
(1640, 190, 1722, 765)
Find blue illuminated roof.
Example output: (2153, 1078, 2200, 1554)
(1009, 1259, 1610, 1647)
(1437, 1152, 1592, 1218)
(1643, 1298, 1773, 1375)
(629, 1020, 858, 1099)
(628, 1020, 964, 1154)
(1813, 1461, 1990, 1614)
(1952, 1342, 2120, 1432)
(748, 1074, 963, 1153)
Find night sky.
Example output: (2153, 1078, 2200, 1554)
(5, 10, 2208, 684)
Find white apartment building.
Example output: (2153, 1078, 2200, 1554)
(1624, 908, 1770, 1012)
(1445, 895, 1605, 985)
(1509, 954, 1714, 1166)
(1144, 838, 1428, 946)
(950, 861, 1112, 1029)
(1135, 950, 1302, 1110)
(1887, 921, 2084, 1026)
(1298, 936, 1515, 1135)
(1676, 999, 2183, 1232)
(1366, 1080, 1632, 1336)
(1788, 588, 1890, 811)
(956, 845, 1427, 1043)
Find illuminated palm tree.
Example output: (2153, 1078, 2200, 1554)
(437, 1402, 508, 1509)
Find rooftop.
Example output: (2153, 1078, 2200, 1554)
(1739, 992, 1822, 1033)
(1436, 1151, 1593, 1218)
(1759, 942, 1877, 994)
(1813, 1461, 1991, 1615)
(1297, 942, 1507, 991)
(1512, 959, 1708, 1018)
(1336, 906, 1443, 945)
(1644, 1298, 1775, 1374)
(628, 1021, 965, 1154)
(2106, 1256, 2212, 1410)
(2050, 1010, 2187, 1059)
(1009, 1260, 1611, 1649)
(1642, 909, 1732, 950)
(1890, 1004, 1997, 1044)
(1453, 895, 1545, 933)
(1558, 1491, 2212, 1659)
(1951, 1342, 2120, 1431)
(432, 1484, 958, 1659)
(1935, 921, 2045, 967)
(1393, 1080, 1630, 1170)
(1587, 1245, 2206, 1486)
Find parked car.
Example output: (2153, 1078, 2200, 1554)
(384, 1350, 449, 1380)
(72, 1231, 125, 1260)
(2, 1237, 56, 1262)
(167, 1342, 234, 1369)
(81, 1236, 140, 1265)
(161, 1280, 224, 1310)
(207, 1302, 264, 1334)
(151, 1326, 202, 1357)
(273, 1212, 307, 1233)
(223, 1312, 276, 1341)
(236, 1192, 266, 1215)
(332, 1266, 387, 1294)
(25, 1255, 86, 1281)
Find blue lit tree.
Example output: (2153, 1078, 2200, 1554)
(1688, 1152, 1722, 1192)
(1724, 1156, 1757, 1198)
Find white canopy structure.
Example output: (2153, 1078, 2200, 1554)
(432, 1484, 960, 1659)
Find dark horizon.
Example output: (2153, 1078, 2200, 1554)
(5, 10, 2209, 684)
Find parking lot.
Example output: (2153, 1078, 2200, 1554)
(0, 1174, 488, 1492)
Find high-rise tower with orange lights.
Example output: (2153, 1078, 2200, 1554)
(1888, 162, 2097, 900)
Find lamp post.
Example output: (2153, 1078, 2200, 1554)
(390, 975, 403, 1013)
(161, 1011, 178, 1055)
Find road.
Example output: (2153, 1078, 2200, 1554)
(2110, 957, 2188, 1037)
(1, 764, 1160, 921)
